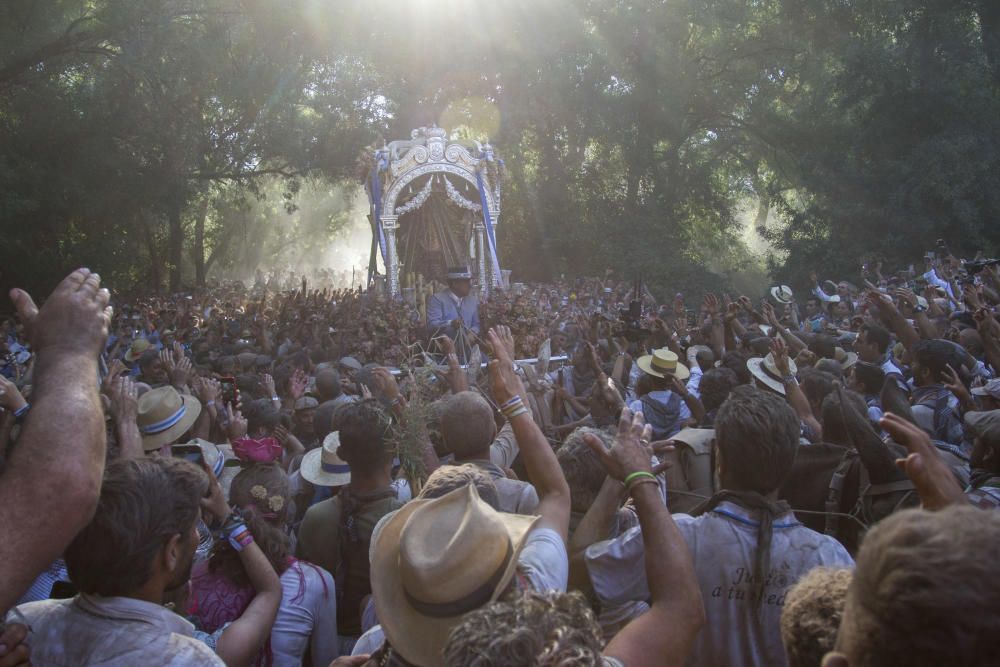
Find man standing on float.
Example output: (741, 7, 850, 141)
(427, 266, 481, 361)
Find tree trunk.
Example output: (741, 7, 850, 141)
(193, 198, 209, 287)
(168, 197, 183, 293)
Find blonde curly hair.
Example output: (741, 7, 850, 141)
(780, 567, 852, 667)
(443, 590, 603, 667)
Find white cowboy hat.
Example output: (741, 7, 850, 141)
(371, 485, 538, 667)
(300, 432, 351, 487)
(770, 285, 794, 305)
(137, 386, 202, 451)
(747, 353, 798, 395)
(636, 348, 690, 381)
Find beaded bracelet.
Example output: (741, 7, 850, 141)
(499, 396, 522, 412)
(227, 522, 254, 552)
(500, 395, 525, 417)
(505, 405, 531, 420)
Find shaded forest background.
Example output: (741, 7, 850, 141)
(2, 0, 998, 299)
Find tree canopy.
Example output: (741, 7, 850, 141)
(2, 0, 998, 297)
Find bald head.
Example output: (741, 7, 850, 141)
(315, 369, 342, 402)
(441, 391, 497, 460)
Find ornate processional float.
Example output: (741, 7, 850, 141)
(362, 126, 505, 299)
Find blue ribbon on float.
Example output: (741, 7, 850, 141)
(369, 151, 389, 286)
(475, 169, 503, 286)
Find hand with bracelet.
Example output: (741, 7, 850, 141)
(488, 327, 531, 420)
(584, 407, 658, 495)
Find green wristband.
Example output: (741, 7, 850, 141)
(623, 471, 656, 486)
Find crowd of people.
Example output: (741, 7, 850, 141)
(1, 243, 1000, 667)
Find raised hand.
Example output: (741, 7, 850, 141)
(108, 375, 138, 424)
(582, 407, 654, 481)
(761, 301, 780, 328)
(262, 373, 277, 398)
(289, 369, 308, 400)
(226, 402, 248, 441)
(9, 268, 112, 355)
(941, 364, 972, 407)
(702, 293, 720, 318)
(770, 336, 791, 376)
(194, 377, 220, 404)
(487, 327, 524, 405)
(881, 412, 966, 511)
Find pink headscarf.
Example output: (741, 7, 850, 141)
(231, 437, 283, 464)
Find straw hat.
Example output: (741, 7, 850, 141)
(747, 353, 798, 395)
(770, 285, 794, 305)
(137, 386, 202, 451)
(300, 432, 351, 487)
(636, 348, 690, 381)
(371, 485, 539, 667)
(125, 338, 152, 362)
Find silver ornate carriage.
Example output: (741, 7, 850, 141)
(364, 126, 504, 297)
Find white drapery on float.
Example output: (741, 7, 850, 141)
(363, 126, 505, 298)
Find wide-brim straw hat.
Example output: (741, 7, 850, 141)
(770, 285, 794, 305)
(137, 386, 202, 451)
(371, 485, 539, 667)
(747, 353, 798, 395)
(636, 348, 690, 381)
(125, 338, 152, 362)
(300, 431, 351, 487)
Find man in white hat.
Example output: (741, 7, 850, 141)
(426, 265, 480, 342)
(629, 348, 702, 438)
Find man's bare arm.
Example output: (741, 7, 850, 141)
(0, 269, 112, 612)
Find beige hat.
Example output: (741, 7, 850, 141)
(636, 348, 690, 381)
(300, 432, 351, 487)
(747, 353, 798, 395)
(823, 347, 858, 371)
(137, 386, 202, 451)
(371, 485, 539, 667)
(125, 338, 152, 362)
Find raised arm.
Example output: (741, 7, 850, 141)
(201, 465, 282, 666)
(771, 337, 822, 439)
(0, 269, 111, 612)
(488, 327, 571, 541)
(589, 409, 705, 667)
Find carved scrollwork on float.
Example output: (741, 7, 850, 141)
(444, 143, 464, 164)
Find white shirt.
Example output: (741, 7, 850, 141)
(585, 501, 854, 667)
(271, 562, 339, 667)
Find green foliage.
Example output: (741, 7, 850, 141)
(1, 0, 997, 299)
